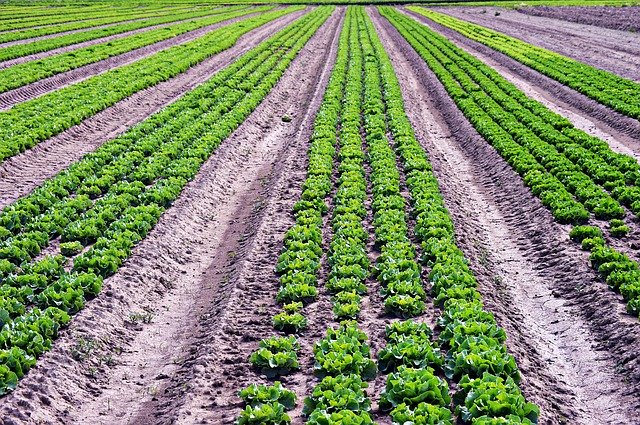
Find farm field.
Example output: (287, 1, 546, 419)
(0, 2, 638, 425)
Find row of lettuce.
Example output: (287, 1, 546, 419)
(0, 5, 262, 93)
(0, 6, 237, 63)
(0, 6, 328, 395)
(238, 7, 539, 425)
(408, 7, 640, 120)
(381, 7, 640, 316)
(0, 6, 302, 164)
(0, 3, 177, 32)
(0, 4, 195, 44)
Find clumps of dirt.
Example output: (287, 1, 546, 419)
(518, 6, 640, 33)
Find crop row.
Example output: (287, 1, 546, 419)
(0, 6, 264, 93)
(362, 8, 539, 423)
(324, 8, 369, 324)
(381, 7, 640, 316)
(0, 5, 333, 396)
(305, 10, 377, 423)
(0, 5, 196, 44)
(0, 6, 240, 63)
(360, 12, 425, 322)
(0, 6, 302, 165)
(0, 4, 182, 32)
(409, 7, 640, 120)
(240, 8, 381, 423)
(240, 6, 543, 423)
(355, 8, 455, 424)
(0, 5, 114, 21)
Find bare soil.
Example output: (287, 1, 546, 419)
(0, 10, 269, 110)
(0, 6, 341, 424)
(371, 7, 640, 425)
(435, 6, 640, 82)
(0, 10, 247, 70)
(0, 9, 307, 210)
(518, 6, 640, 33)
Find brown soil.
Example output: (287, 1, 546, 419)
(0, 10, 246, 70)
(0, 6, 341, 424)
(371, 7, 640, 425)
(0, 10, 270, 110)
(0, 9, 307, 211)
(518, 6, 640, 33)
(434, 6, 640, 82)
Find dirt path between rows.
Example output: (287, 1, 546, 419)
(371, 8, 640, 425)
(402, 9, 640, 158)
(0, 8, 307, 211)
(517, 6, 640, 33)
(164, 10, 342, 424)
(0, 9, 269, 110)
(435, 6, 640, 82)
(0, 7, 341, 425)
(0, 9, 243, 70)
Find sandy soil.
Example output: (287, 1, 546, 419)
(0, 10, 269, 110)
(0, 10, 246, 70)
(0, 7, 341, 425)
(518, 6, 640, 33)
(0, 9, 308, 211)
(371, 7, 640, 425)
(435, 6, 640, 82)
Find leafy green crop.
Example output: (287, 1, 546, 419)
(237, 402, 291, 425)
(381, 5, 640, 317)
(0, 6, 303, 164)
(390, 402, 453, 425)
(303, 374, 371, 415)
(313, 322, 377, 380)
(454, 373, 539, 423)
(306, 409, 375, 425)
(238, 381, 296, 410)
(0, 6, 245, 63)
(250, 336, 300, 377)
(410, 7, 640, 120)
(379, 366, 451, 411)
